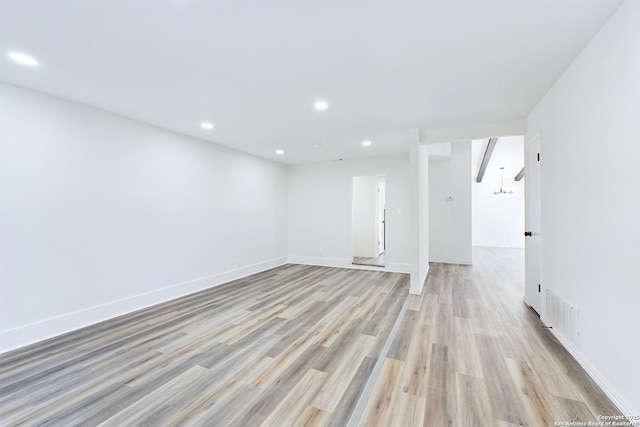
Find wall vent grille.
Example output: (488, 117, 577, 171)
(545, 289, 579, 348)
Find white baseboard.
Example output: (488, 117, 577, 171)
(0, 257, 287, 354)
(429, 257, 472, 265)
(287, 255, 348, 268)
(540, 316, 638, 416)
(287, 255, 411, 274)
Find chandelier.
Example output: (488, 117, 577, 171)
(494, 167, 513, 195)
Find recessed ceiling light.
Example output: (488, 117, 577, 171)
(314, 100, 328, 111)
(275, 149, 285, 155)
(200, 122, 214, 130)
(8, 51, 38, 67)
(361, 140, 372, 147)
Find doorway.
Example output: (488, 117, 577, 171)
(471, 136, 526, 249)
(352, 175, 386, 268)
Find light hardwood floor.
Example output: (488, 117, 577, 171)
(0, 264, 408, 426)
(0, 248, 622, 426)
(359, 248, 621, 426)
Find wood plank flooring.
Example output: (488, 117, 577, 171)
(0, 264, 408, 426)
(0, 248, 623, 426)
(359, 248, 622, 426)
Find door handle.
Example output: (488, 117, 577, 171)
(524, 231, 532, 237)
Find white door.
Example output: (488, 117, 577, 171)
(524, 135, 542, 314)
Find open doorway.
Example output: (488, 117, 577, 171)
(471, 136, 525, 250)
(471, 136, 527, 308)
(352, 175, 386, 267)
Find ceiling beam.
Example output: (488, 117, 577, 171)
(514, 167, 525, 181)
(476, 137, 498, 183)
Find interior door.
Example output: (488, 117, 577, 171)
(524, 135, 542, 314)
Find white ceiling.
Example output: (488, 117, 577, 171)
(0, 0, 623, 164)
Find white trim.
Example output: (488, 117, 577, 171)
(287, 255, 350, 268)
(429, 257, 472, 265)
(0, 257, 287, 354)
(540, 316, 638, 416)
(287, 255, 411, 274)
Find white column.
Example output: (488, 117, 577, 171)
(408, 128, 429, 294)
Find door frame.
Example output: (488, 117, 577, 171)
(375, 176, 386, 255)
(349, 173, 387, 267)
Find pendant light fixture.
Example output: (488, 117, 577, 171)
(494, 167, 513, 195)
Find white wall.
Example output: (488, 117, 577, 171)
(527, 0, 640, 413)
(288, 156, 411, 274)
(428, 140, 472, 264)
(352, 176, 378, 258)
(0, 82, 288, 353)
(472, 136, 525, 248)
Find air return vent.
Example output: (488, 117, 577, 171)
(545, 289, 579, 348)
